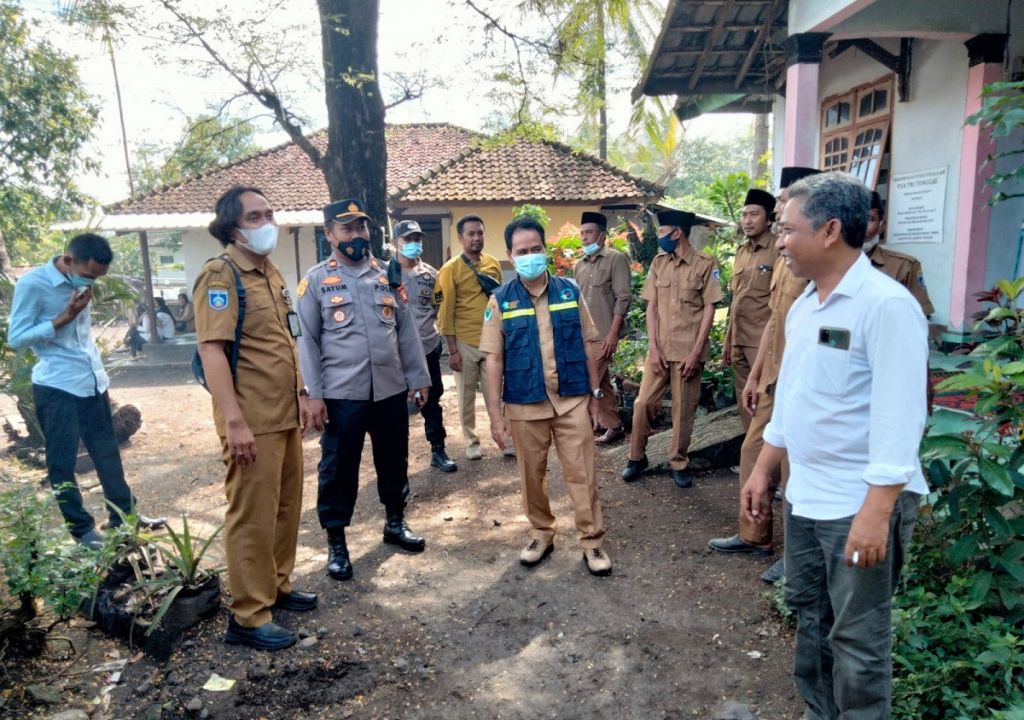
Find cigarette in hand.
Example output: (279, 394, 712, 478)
(852, 551, 860, 566)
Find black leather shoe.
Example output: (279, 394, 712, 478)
(708, 534, 773, 556)
(430, 447, 458, 473)
(621, 456, 649, 482)
(672, 469, 693, 489)
(224, 616, 296, 651)
(326, 528, 353, 581)
(272, 590, 319, 612)
(383, 513, 426, 552)
(761, 558, 785, 584)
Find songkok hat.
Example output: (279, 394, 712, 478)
(779, 166, 821, 189)
(743, 188, 776, 214)
(656, 209, 695, 232)
(580, 211, 608, 229)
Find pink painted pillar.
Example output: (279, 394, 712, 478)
(782, 33, 830, 167)
(949, 34, 1007, 330)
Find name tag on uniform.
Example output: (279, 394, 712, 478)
(287, 311, 301, 338)
(757, 264, 773, 273)
(818, 326, 850, 350)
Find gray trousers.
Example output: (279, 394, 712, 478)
(784, 492, 918, 720)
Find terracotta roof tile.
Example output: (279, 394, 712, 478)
(391, 139, 663, 205)
(106, 124, 480, 214)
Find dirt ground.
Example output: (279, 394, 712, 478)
(1, 365, 803, 719)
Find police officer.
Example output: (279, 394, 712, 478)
(297, 199, 432, 582)
(392, 220, 457, 472)
(622, 210, 723, 489)
(724, 188, 778, 429)
(194, 185, 317, 652)
(865, 191, 934, 316)
(572, 211, 631, 443)
(481, 216, 611, 576)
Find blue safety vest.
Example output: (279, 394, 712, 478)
(494, 274, 590, 404)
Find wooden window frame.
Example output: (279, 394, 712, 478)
(819, 75, 894, 188)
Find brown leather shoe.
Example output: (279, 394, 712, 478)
(595, 426, 626, 445)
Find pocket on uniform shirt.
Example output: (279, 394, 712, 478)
(375, 292, 398, 326)
(322, 299, 355, 331)
(809, 344, 851, 396)
(678, 280, 703, 306)
(505, 324, 532, 370)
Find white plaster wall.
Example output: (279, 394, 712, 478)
(771, 94, 787, 189)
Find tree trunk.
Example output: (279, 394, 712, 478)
(0, 227, 11, 277)
(596, 4, 608, 161)
(751, 113, 770, 182)
(317, 0, 389, 257)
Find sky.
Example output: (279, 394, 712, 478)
(20, 0, 753, 206)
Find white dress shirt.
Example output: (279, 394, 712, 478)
(763, 252, 929, 520)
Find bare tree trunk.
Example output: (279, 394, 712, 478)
(596, 4, 607, 161)
(317, 0, 389, 257)
(751, 113, 770, 182)
(0, 227, 10, 276)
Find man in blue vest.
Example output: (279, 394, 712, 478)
(479, 216, 611, 576)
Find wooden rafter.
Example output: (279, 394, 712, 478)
(689, 0, 735, 91)
(734, 0, 783, 88)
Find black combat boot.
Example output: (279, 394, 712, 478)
(430, 444, 458, 473)
(383, 512, 426, 552)
(326, 527, 353, 581)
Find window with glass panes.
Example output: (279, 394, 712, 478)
(818, 76, 893, 188)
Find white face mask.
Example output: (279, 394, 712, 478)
(863, 236, 880, 253)
(238, 223, 278, 256)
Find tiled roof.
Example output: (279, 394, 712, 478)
(105, 123, 481, 214)
(391, 139, 663, 205)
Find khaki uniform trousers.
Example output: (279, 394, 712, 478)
(507, 399, 605, 548)
(629, 359, 703, 471)
(455, 339, 489, 447)
(594, 354, 622, 429)
(736, 387, 789, 546)
(730, 345, 759, 430)
(220, 427, 303, 628)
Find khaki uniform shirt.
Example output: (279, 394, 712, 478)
(640, 245, 724, 362)
(401, 261, 441, 356)
(867, 244, 934, 316)
(193, 243, 301, 437)
(729, 230, 779, 348)
(478, 276, 600, 421)
(434, 253, 503, 347)
(759, 255, 809, 392)
(573, 246, 631, 339)
(295, 255, 431, 401)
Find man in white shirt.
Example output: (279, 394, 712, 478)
(742, 172, 928, 720)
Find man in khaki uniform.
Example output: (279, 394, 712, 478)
(573, 211, 631, 443)
(481, 216, 611, 576)
(724, 188, 778, 429)
(709, 166, 819, 581)
(434, 215, 506, 460)
(865, 191, 934, 316)
(195, 185, 317, 652)
(622, 209, 723, 489)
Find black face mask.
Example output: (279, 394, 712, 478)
(337, 237, 370, 262)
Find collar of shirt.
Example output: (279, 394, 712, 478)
(803, 252, 872, 308)
(866, 244, 888, 268)
(743, 230, 774, 251)
(225, 242, 263, 274)
(337, 257, 379, 278)
(405, 261, 430, 277)
(520, 273, 549, 299)
(584, 246, 607, 263)
(671, 242, 697, 266)
(43, 257, 71, 288)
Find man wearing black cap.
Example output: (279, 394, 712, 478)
(724, 188, 779, 429)
(864, 191, 934, 316)
(572, 211, 631, 442)
(296, 198, 433, 582)
(622, 209, 723, 488)
(393, 219, 458, 472)
(709, 167, 819, 580)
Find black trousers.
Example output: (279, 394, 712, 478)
(317, 391, 410, 529)
(33, 384, 134, 537)
(422, 342, 447, 447)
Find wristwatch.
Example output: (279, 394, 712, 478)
(299, 386, 310, 397)
(591, 388, 605, 400)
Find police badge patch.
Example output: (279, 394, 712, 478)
(560, 288, 573, 301)
(208, 289, 229, 311)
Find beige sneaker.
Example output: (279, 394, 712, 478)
(583, 547, 612, 576)
(466, 443, 482, 460)
(519, 538, 554, 567)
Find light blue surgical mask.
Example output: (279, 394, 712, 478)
(399, 241, 423, 259)
(657, 232, 678, 254)
(513, 253, 548, 281)
(69, 274, 95, 289)
(582, 242, 601, 256)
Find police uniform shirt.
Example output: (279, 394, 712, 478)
(759, 255, 810, 392)
(867, 244, 934, 316)
(295, 255, 431, 401)
(640, 244, 724, 362)
(478, 276, 600, 421)
(193, 242, 302, 436)
(572, 246, 631, 339)
(401, 261, 442, 356)
(729, 229, 779, 347)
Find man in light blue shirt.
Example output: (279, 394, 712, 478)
(8, 233, 162, 548)
(742, 173, 928, 720)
